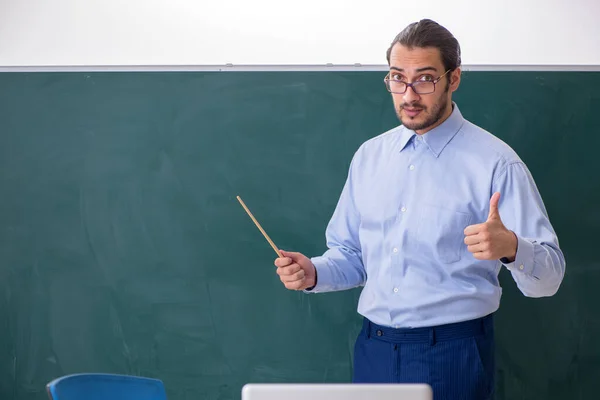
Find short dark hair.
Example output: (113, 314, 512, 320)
(386, 19, 461, 71)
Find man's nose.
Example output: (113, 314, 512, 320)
(403, 85, 421, 104)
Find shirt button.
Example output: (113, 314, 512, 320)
(376, 330, 383, 336)
(519, 265, 524, 270)
(393, 247, 398, 253)
(401, 207, 406, 212)
(393, 288, 399, 293)
(409, 165, 415, 170)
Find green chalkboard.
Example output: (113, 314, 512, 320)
(0, 70, 598, 400)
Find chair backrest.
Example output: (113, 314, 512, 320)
(46, 373, 167, 400)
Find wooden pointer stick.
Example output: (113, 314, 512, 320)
(236, 195, 283, 258)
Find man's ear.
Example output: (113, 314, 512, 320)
(450, 67, 461, 92)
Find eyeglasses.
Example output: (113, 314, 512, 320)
(384, 69, 451, 94)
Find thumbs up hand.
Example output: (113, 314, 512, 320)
(463, 192, 518, 261)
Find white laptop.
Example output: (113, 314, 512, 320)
(241, 383, 433, 400)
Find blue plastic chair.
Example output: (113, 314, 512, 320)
(46, 373, 167, 400)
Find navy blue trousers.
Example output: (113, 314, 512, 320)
(353, 313, 495, 400)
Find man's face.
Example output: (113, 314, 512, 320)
(388, 44, 460, 134)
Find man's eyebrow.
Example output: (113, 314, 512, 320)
(389, 66, 438, 73)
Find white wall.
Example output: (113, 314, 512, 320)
(0, 0, 599, 67)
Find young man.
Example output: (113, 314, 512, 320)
(274, 19, 565, 399)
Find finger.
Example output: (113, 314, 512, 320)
(464, 223, 485, 236)
(279, 269, 306, 283)
(464, 235, 481, 246)
(467, 243, 487, 253)
(472, 250, 492, 261)
(487, 192, 501, 221)
(284, 278, 307, 291)
(274, 257, 293, 268)
(276, 263, 302, 276)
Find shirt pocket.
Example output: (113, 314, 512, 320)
(415, 203, 473, 264)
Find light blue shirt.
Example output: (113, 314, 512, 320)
(308, 103, 566, 328)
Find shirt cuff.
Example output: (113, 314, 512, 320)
(303, 256, 334, 293)
(501, 234, 535, 275)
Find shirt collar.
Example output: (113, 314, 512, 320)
(398, 102, 464, 157)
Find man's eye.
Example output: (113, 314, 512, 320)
(391, 74, 404, 81)
(419, 75, 434, 82)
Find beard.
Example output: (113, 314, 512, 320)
(396, 91, 449, 131)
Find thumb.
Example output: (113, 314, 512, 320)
(487, 192, 501, 221)
(279, 250, 303, 261)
